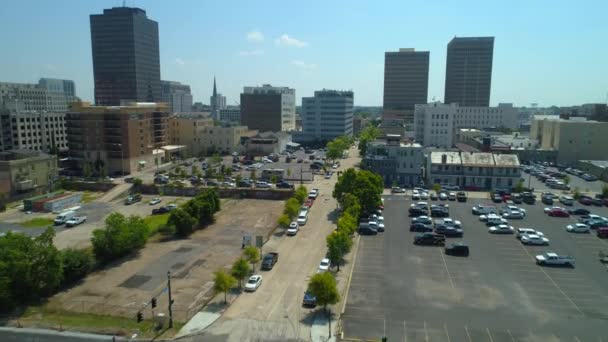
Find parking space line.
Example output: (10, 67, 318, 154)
(438, 248, 455, 289)
(574, 336, 582, 342)
(424, 321, 429, 342)
(487, 328, 495, 342)
(341, 313, 385, 320)
(403, 321, 407, 342)
(464, 325, 473, 342)
(444, 323, 451, 342)
(516, 243, 584, 315)
(506, 329, 515, 342)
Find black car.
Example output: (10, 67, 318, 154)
(435, 225, 464, 237)
(152, 206, 170, 215)
(359, 226, 378, 235)
(276, 181, 294, 189)
(521, 193, 536, 204)
(568, 208, 590, 216)
(237, 180, 253, 188)
(410, 223, 433, 232)
(445, 243, 470, 257)
(541, 196, 554, 205)
(512, 194, 523, 204)
(303, 292, 317, 307)
(491, 194, 503, 203)
(409, 208, 427, 217)
(591, 198, 604, 206)
(430, 208, 449, 217)
(413, 233, 445, 246)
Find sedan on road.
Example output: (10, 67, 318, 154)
(318, 258, 331, 272)
(245, 275, 263, 292)
(287, 222, 299, 236)
(489, 224, 515, 234)
(521, 234, 550, 245)
(566, 223, 590, 233)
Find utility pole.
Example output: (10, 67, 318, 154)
(167, 271, 174, 329)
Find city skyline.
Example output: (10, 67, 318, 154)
(0, 0, 607, 107)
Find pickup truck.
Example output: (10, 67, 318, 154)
(535, 252, 575, 267)
(65, 216, 87, 227)
(261, 252, 279, 270)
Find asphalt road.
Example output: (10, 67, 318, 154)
(522, 169, 606, 195)
(341, 194, 608, 341)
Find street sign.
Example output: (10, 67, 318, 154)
(255, 235, 264, 248)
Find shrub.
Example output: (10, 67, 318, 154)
(61, 248, 94, 285)
(91, 213, 148, 263)
(168, 208, 196, 237)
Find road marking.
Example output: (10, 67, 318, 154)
(516, 241, 584, 315)
(574, 337, 582, 342)
(403, 321, 407, 342)
(486, 328, 495, 342)
(424, 321, 429, 342)
(506, 329, 515, 342)
(266, 284, 289, 320)
(384, 318, 386, 337)
(341, 313, 384, 320)
(438, 248, 455, 289)
(444, 323, 451, 342)
(464, 325, 473, 342)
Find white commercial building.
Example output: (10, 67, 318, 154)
(297, 90, 353, 142)
(414, 102, 518, 147)
(427, 151, 521, 190)
(0, 111, 68, 152)
(363, 135, 424, 186)
(219, 107, 241, 124)
(160, 80, 193, 113)
(0, 78, 80, 113)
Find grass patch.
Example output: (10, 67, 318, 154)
(144, 213, 170, 236)
(19, 217, 54, 228)
(18, 306, 183, 338)
(81, 191, 101, 203)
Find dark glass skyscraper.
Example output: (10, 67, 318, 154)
(90, 7, 161, 106)
(444, 37, 494, 107)
(383, 48, 430, 111)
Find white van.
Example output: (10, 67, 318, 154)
(296, 210, 308, 226)
(54, 210, 76, 225)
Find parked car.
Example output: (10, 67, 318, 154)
(391, 187, 406, 193)
(444, 243, 469, 257)
(245, 275, 263, 292)
(302, 291, 317, 307)
(303, 198, 314, 208)
(486, 217, 508, 226)
(430, 192, 438, 201)
(566, 223, 590, 233)
(412, 216, 432, 225)
(308, 189, 319, 199)
(358, 224, 378, 235)
(125, 193, 142, 205)
(152, 206, 171, 215)
(559, 196, 574, 206)
(541, 195, 554, 205)
(597, 227, 608, 238)
(261, 253, 279, 270)
(439, 192, 448, 201)
(456, 192, 467, 202)
(579, 196, 594, 205)
(410, 223, 433, 232)
(149, 197, 162, 205)
(567, 208, 590, 216)
(435, 225, 463, 237)
(472, 205, 497, 215)
(489, 224, 514, 234)
(297, 211, 308, 226)
(318, 258, 331, 272)
(54, 210, 77, 225)
(65, 216, 87, 228)
(547, 207, 570, 217)
(521, 234, 550, 245)
(535, 253, 575, 267)
(276, 181, 294, 189)
(287, 222, 299, 236)
(516, 228, 544, 240)
(413, 232, 446, 246)
(448, 192, 457, 201)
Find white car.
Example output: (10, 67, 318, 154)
(521, 234, 550, 245)
(412, 191, 420, 200)
(149, 197, 161, 205)
(318, 258, 331, 272)
(503, 211, 525, 219)
(371, 214, 384, 223)
(479, 214, 500, 222)
(516, 228, 544, 240)
(245, 275, 263, 292)
(65, 216, 87, 227)
(308, 189, 319, 199)
(489, 224, 514, 234)
(472, 205, 496, 215)
(287, 222, 299, 236)
(439, 192, 448, 201)
(441, 218, 461, 228)
(420, 192, 429, 200)
(503, 206, 526, 215)
(566, 223, 590, 233)
(535, 253, 575, 267)
(256, 181, 272, 188)
(297, 212, 308, 226)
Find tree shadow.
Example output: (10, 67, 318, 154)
(326, 209, 340, 224)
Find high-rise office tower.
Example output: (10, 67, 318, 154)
(383, 48, 430, 113)
(240, 85, 295, 132)
(90, 7, 161, 106)
(444, 37, 494, 107)
(301, 90, 354, 141)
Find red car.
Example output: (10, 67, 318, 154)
(579, 196, 593, 205)
(304, 199, 314, 208)
(548, 208, 570, 217)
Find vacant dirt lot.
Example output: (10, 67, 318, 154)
(44, 198, 284, 323)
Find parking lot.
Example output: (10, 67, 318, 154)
(342, 194, 608, 341)
(522, 168, 606, 195)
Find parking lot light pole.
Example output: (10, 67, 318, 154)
(167, 271, 173, 329)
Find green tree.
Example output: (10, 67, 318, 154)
(563, 175, 570, 186)
(514, 181, 524, 193)
(357, 126, 380, 156)
(600, 183, 608, 197)
(286, 168, 292, 178)
(211, 153, 222, 165)
(283, 198, 301, 219)
(270, 175, 279, 184)
(337, 212, 357, 235)
(29, 228, 63, 297)
(91, 213, 148, 263)
(213, 269, 236, 304)
(191, 165, 199, 176)
(432, 183, 442, 194)
(326, 230, 352, 271)
(230, 258, 250, 290)
(83, 162, 93, 179)
(307, 272, 340, 336)
(243, 245, 260, 272)
(235, 174, 243, 185)
(294, 185, 308, 204)
(326, 140, 343, 161)
(168, 208, 197, 237)
(61, 248, 94, 285)
(573, 187, 581, 199)
(277, 214, 291, 228)
(333, 168, 358, 203)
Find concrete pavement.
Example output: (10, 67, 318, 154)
(179, 146, 361, 342)
(0, 327, 125, 341)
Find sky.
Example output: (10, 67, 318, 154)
(1, 0, 607, 107)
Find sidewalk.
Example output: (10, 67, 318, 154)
(174, 291, 237, 339)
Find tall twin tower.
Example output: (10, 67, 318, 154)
(383, 36, 494, 121)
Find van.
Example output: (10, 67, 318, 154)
(54, 210, 76, 225)
(296, 210, 308, 226)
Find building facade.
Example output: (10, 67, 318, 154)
(0, 150, 58, 198)
(244, 131, 292, 156)
(530, 116, 608, 164)
(199, 124, 257, 155)
(427, 151, 520, 190)
(240, 84, 296, 132)
(299, 90, 354, 142)
(362, 135, 424, 186)
(414, 102, 517, 147)
(90, 7, 161, 105)
(444, 37, 494, 107)
(66, 102, 169, 175)
(219, 107, 241, 124)
(161, 81, 193, 113)
(0, 79, 80, 113)
(0, 111, 68, 152)
(382, 48, 430, 124)
(168, 113, 213, 157)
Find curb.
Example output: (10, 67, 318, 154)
(341, 234, 361, 315)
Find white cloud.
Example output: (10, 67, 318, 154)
(275, 34, 308, 48)
(246, 30, 264, 42)
(175, 58, 185, 65)
(290, 60, 317, 70)
(239, 50, 264, 57)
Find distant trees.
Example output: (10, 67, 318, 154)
(357, 126, 380, 156)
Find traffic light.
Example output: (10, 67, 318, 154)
(136, 311, 143, 323)
(151, 298, 157, 309)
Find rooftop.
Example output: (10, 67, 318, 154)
(430, 152, 462, 165)
(461, 152, 494, 166)
(493, 154, 520, 167)
(430, 151, 520, 167)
